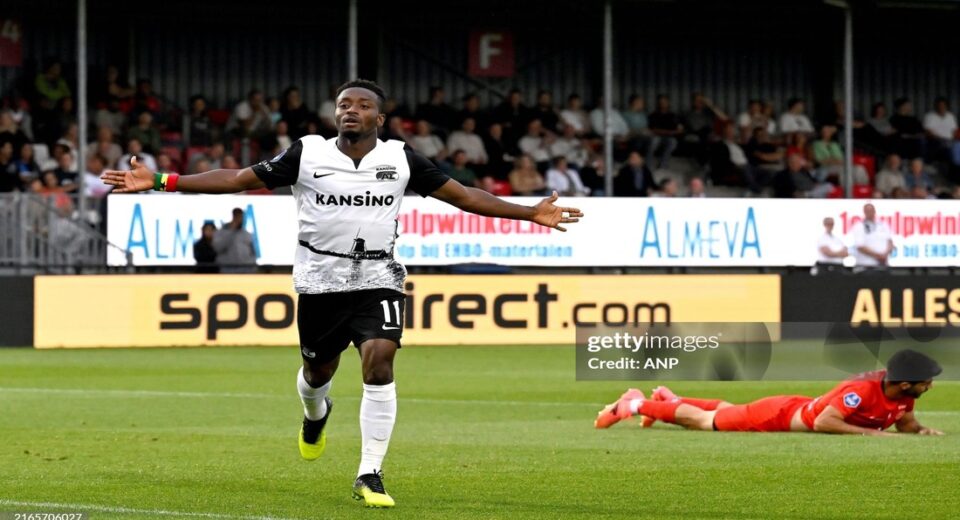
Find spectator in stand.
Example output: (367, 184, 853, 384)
(446, 117, 487, 166)
(14, 143, 40, 186)
(86, 126, 123, 168)
(52, 150, 78, 190)
(875, 154, 906, 197)
(683, 93, 727, 160)
(191, 158, 212, 175)
(127, 111, 161, 155)
(923, 97, 958, 161)
(517, 119, 553, 170)
(415, 86, 458, 136)
(851, 203, 893, 270)
(545, 156, 589, 196)
(117, 137, 157, 172)
(281, 86, 314, 140)
(508, 155, 547, 196)
(491, 88, 529, 145)
(274, 120, 293, 150)
(549, 124, 589, 168)
(779, 98, 815, 145)
(34, 59, 71, 107)
(188, 95, 214, 146)
(194, 222, 219, 274)
(816, 217, 847, 272)
(773, 153, 832, 198)
(623, 94, 650, 149)
(911, 185, 935, 200)
(647, 95, 683, 170)
(531, 90, 560, 133)
(745, 126, 785, 174)
(710, 122, 757, 191)
(409, 120, 447, 163)
(867, 102, 895, 139)
(95, 65, 134, 106)
(133, 78, 162, 116)
(94, 97, 125, 137)
(230, 89, 272, 139)
(560, 94, 591, 136)
(82, 154, 112, 198)
(653, 178, 678, 197)
(890, 186, 909, 199)
(156, 152, 175, 173)
(221, 155, 241, 170)
(381, 116, 410, 144)
(0, 110, 29, 156)
(687, 177, 706, 197)
(589, 96, 629, 143)
(812, 125, 844, 179)
(458, 93, 487, 129)
(214, 208, 257, 273)
(266, 96, 282, 126)
(35, 96, 71, 148)
(318, 85, 338, 137)
(482, 123, 512, 179)
(447, 150, 479, 187)
(7, 93, 33, 141)
(737, 99, 776, 144)
(38, 171, 74, 215)
(890, 97, 926, 159)
(578, 155, 606, 196)
(614, 151, 656, 197)
(0, 141, 19, 192)
(905, 158, 934, 191)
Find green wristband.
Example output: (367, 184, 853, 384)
(153, 173, 163, 191)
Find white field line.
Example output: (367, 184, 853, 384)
(0, 499, 299, 520)
(1, 387, 957, 414)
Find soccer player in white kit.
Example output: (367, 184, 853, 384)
(102, 79, 583, 508)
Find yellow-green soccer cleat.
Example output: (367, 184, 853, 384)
(352, 471, 395, 508)
(298, 397, 332, 461)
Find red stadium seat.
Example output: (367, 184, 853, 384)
(185, 146, 209, 166)
(852, 184, 874, 198)
(490, 180, 513, 196)
(827, 185, 845, 198)
(852, 152, 876, 184)
(207, 109, 231, 126)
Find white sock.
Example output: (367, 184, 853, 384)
(629, 398, 644, 416)
(358, 382, 397, 477)
(297, 367, 330, 421)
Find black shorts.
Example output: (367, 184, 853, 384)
(297, 288, 405, 363)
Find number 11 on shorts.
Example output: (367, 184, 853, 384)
(380, 300, 401, 330)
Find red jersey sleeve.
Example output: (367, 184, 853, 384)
(825, 380, 872, 418)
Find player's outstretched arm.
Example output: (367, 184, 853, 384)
(430, 181, 583, 232)
(813, 405, 897, 436)
(895, 411, 944, 436)
(101, 156, 266, 194)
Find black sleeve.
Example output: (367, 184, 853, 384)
(405, 147, 451, 197)
(251, 139, 303, 189)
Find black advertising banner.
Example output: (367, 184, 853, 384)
(0, 277, 33, 346)
(782, 274, 960, 325)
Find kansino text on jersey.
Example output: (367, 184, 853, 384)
(315, 192, 395, 206)
(399, 210, 552, 237)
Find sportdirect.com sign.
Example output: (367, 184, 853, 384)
(106, 196, 960, 267)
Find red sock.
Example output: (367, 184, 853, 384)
(679, 398, 724, 411)
(638, 400, 681, 423)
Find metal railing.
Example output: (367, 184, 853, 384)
(0, 193, 132, 273)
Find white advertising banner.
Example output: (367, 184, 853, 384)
(107, 195, 960, 267)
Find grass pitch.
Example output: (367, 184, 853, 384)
(1, 345, 957, 519)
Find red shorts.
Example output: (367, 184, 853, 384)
(713, 395, 813, 432)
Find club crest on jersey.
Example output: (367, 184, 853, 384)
(843, 392, 861, 408)
(374, 164, 399, 181)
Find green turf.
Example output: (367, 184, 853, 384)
(1, 345, 957, 519)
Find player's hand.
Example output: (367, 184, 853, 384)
(532, 190, 583, 232)
(918, 427, 944, 436)
(101, 156, 155, 193)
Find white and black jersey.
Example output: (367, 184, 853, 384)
(252, 136, 450, 294)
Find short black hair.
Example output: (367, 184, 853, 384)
(337, 79, 387, 109)
(886, 349, 942, 383)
